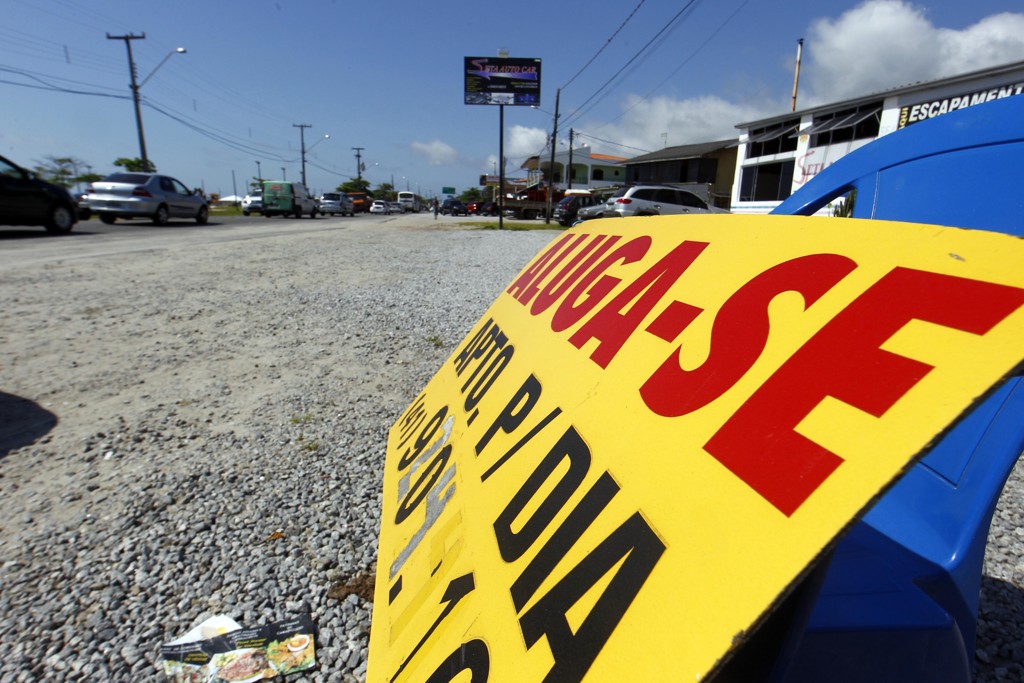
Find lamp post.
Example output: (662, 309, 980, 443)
(107, 34, 185, 172)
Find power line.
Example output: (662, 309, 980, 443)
(559, 0, 647, 92)
(562, 0, 705, 129)
(588, 0, 755, 134)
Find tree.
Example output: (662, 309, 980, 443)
(113, 157, 156, 172)
(373, 182, 396, 201)
(459, 187, 484, 204)
(338, 178, 370, 194)
(34, 155, 86, 188)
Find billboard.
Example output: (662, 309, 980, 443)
(465, 56, 541, 106)
(368, 214, 1024, 682)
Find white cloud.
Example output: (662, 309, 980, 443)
(592, 95, 767, 153)
(804, 0, 1024, 104)
(569, 1, 1024, 155)
(410, 139, 458, 166)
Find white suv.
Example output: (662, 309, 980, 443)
(603, 185, 727, 218)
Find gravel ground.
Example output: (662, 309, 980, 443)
(0, 214, 1021, 682)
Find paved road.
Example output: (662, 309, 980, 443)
(0, 211, 482, 268)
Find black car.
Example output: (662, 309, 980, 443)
(553, 192, 601, 227)
(0, 154, 78, 233)
(440, 199, 468, 216)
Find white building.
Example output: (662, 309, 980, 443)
(731, 59, 1024, 214)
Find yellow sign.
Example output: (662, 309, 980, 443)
(368, 215, 1024, 682)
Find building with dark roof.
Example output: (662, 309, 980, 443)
(731, 59, 1024, 214)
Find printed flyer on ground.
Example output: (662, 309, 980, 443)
(161, 614, 316, 682)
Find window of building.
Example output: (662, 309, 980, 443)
(593, 168, 605, 181)
(739, 160, 795, 202)
(800, 103, 881, 147)
(745, 119, 800, 158)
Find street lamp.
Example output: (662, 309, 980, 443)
(107, 34, 186, 171)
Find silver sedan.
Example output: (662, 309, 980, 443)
(87, 172, 209, 225)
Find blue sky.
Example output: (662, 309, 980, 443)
(3, 0, 1023, 199)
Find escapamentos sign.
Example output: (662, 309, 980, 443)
(464, 56, 541, 106)
(368, 214, 1024, 682)
(898, 81, 1024, 127)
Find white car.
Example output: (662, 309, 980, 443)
(242, 189, 262, 216)
(369, 200, 389, 214)
(603, 184, 728, 218)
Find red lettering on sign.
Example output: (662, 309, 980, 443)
(641, 254, 857, 416)
(531, 235, 622, 316)
(568, 241, 709, 368)
(506, 233, 577, 302)
(705, 267, 1024, 516)
(550, 237, 651, 333)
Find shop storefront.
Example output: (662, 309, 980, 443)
(731, 59, 1024, 214)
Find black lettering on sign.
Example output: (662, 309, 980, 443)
(518, 510, 666, 683)
(476, 374, 542, 456)
(398, 406, 452, 471)
(424, 639, 490, 683)
(493, 426, 591, 563)
(389, 463, 458, 582)
(463, 344, 514, 426)
(396, 444, 452, 525)
(509, 472, 619, 611)
(391, 573, 477, 682)
(454, 319, 508, 378)
(394, 393, 428, 451)
(454, 319, 494, 375)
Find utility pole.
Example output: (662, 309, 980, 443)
(567, 128, 574, 190)
(545, 88, 560, 224)
(352, 147, 364, 181)
(293, 124, 311, 187)
(255, 160, 262, 181)
(107, 33, 149, 170)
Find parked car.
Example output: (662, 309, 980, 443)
(553, 191, 603, 227)
(242, 189, 262, 216)
(261, 180, 318, 218)
(0, 154, 78, 233)
(476, 201, 499, 216)
(369, 199, 390, 214)
(602, 184, 728, 218)
(440, 199, 468, 216)
(319, 192, 354, 216)
(574, 203, 606, 223)
(87, 172, 209, 225)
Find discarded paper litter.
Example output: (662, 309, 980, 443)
(161, 614, 316, 682)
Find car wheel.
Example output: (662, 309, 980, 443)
(45, 204, 75, 233)
(195, 205, 209, 225)
(99, 213, 117, 225)
(153, 204, 170, 226)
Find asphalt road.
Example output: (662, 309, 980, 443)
(0, 211, 451, 268)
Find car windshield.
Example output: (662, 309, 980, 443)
(322, 193, 339, 200)
(104, 173, 150, 184)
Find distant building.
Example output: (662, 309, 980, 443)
(622, 140, 737, 209)
(521, 147, 628, 191)
(732, 59, 1024, 214)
